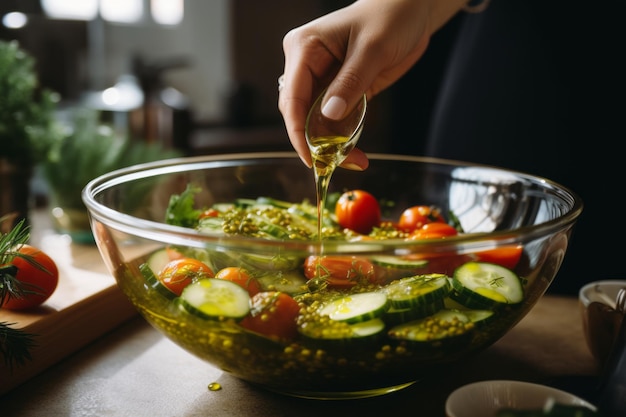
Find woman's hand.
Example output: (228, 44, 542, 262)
(278, 0, 466, 168)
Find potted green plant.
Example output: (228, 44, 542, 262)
(41, 106, 182, 243)
(0, 40, 60, 231)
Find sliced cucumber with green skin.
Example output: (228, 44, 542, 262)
(463, 309, 496, 327)
(238, 252, 302, 271)
(139, 262, 178, 300)
(388, 309, 474, 345)
(257, 270, 308, 295)
(319, 292, 389, 324)
(146, 248, 172, 276)
(384, 298, 445, 325)
(197, 216, 226, 235)
(180, 278, 251, 321)
(384, 274, 451, 309)
(371, 256, 429, 269)
(299, 318, 386, 348)
(451, 261, 523, 309)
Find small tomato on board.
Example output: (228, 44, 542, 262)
(1, 244, 59, 310)
(408, 222, 458, 240)
(303, 255, 376, 289)
(214, 266, 262, 296)
(157, 258, 214, 296)
(335, 190, 381, 234)
(397, 205, 446, 232)
(239, 291, 300, 341)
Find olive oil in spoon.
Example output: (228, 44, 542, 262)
(305, 90, 367, 240)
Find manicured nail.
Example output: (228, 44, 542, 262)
(322, 96, 347, 120)
(342, 162, 364, 171)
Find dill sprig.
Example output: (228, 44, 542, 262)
(0, 216, 39, 371)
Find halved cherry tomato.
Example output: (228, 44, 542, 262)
(157, 258, 214, 296)
(1, 244, 59, 310)
(404, 252, 473, 276)
(214, 266, 262, 296)
(335, 190, 381, 234)
(473, 245, 523, 269)
(409, 222, 458, 239)
(239, 291, 300, 341)
(303, 255, 376, 289)
(199, 208, 220, 219)
(398, 205, 446, 232)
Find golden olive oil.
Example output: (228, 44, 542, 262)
(308, 135, 358, 239)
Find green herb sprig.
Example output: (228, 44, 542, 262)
(0, 217, 38, 371)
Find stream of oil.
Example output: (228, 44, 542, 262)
(308, 135, 358, 240)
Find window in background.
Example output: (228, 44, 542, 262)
(40, 0, 183, 25)
(151, 0, 183, 25)
(100, 0, 143, 23)
(41, 0, 98, 20)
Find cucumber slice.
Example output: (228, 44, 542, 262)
(384, 298, 445, 325)
(257, 270, 308, 295)
(299, 318, 386, 348)
(319, 292, 389, 324)
(451, 261, 523, 309)
(146, 248, 172, 276)
(384, 274, 451, 309)
(238, 252, 302, 271)
(180, 278, 251, 321)
(388, 309, 474, 345)
(371, 256, 428, 269)
(463, 309, 496, 327)
(139, 262, 178, 300)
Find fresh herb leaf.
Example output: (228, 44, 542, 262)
(0, 322, 37, 372)
(165, 184, 203, 228)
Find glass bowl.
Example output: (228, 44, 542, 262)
(82, 152, 582, 399)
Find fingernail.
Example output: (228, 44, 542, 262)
(342, 162, 364, 171)
(322, 96, 347, 120)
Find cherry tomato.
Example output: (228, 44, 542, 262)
(1, 244, 59, 310)
(157, 258, 214, 296)
(239, 291, 300, 341)
(473, 245, 523, 269)
(214, 266, 262, 296)
(335, 190, 381, 234)
(409, 222, 458, 239)
(199, 208, 220, 219)
(303, 255, 376, 289)
(398, 205, 446, 232)
(404, 252, 473, 276)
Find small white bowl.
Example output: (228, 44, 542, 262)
(445, 380, 596, 417)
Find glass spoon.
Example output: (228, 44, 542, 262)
(305, 89, 367, 240)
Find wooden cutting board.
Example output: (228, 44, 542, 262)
(0, 209, 138, 395)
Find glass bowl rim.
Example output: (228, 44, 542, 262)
(81, 151, 584, 254)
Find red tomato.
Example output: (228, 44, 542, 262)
(303, 255, 376, 289)
(1, 244, 59, 310)
(473, 245, 523, 269)
(404, 252, 473, 276)
(199, 208, 220, 219)
(408, 222, 458, 239)
(398, 205, 446, 232)
(335, 190, 381, 234)
(157, 258, 214, 296)
(214, 266, 262, 296)
(239, 291, 300, 341)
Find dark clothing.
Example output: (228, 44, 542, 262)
(392, 0, 624, 294)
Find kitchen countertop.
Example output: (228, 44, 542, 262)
(0, 292, 600, 417)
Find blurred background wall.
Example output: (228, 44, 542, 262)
(0, 0, 459, 156)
